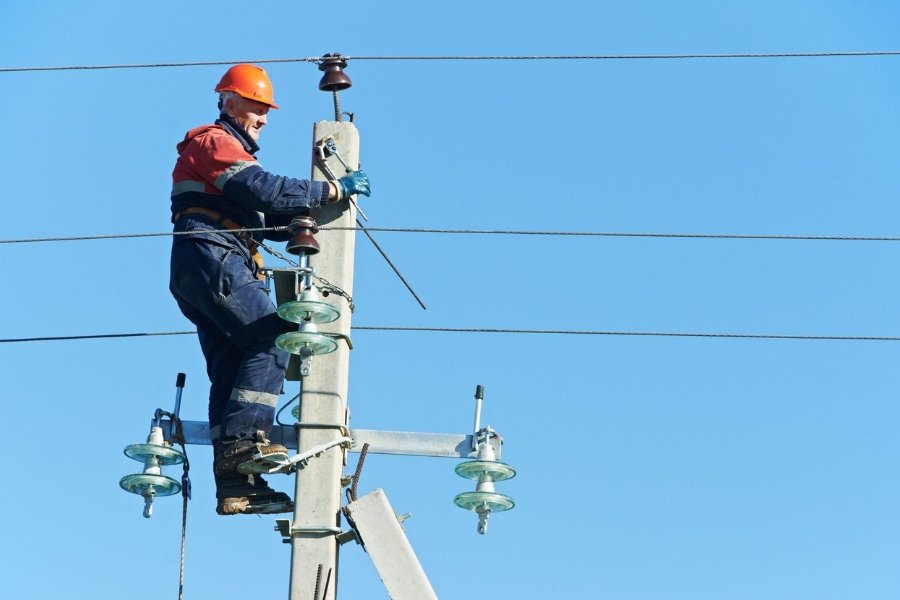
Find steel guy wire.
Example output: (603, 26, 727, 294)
(3, 328, 900, 343)
(3, 51, 900, 72)
(3, 226, 900, 245)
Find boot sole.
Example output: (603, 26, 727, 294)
(217, 497, 294, 516)
(237, 451, 291, 474)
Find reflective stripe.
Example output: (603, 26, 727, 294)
(214, 160, 255, 191)
(171, 180, 207, 197)
(230, 388, 279, 408)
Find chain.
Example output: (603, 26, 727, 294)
(258, 241, 355, 312)
(257, 240, 298, 265)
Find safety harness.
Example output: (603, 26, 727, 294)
(173, 206, 265, 277)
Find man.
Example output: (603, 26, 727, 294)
(169, 64, 370, 515)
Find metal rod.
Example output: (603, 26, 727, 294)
(356, 218, 427, 310)
(472, 385, 483, 451)
(315, 138, 425, 309)
(299, 253, 311, 289)
(173, 372, 186, 418)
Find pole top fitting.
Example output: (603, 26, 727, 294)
(318, 53, 352, 92)
(286, 215, 321, 256)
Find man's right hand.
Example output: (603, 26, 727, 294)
(336, 170, 371, 200)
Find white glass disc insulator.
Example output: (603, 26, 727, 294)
(277, 300, 340, 324)
(455, 460, 516, 482)
(453, 491, 515, 513)
(119, 473, 182, 497)
(123, 443, 185, 465)
(276, 331, 338, 356)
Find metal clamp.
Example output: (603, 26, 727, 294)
(314, 136, 368, 221)
(256, 436, 353, 474)
(274, 519, 343, 543)
(294, 422, 351, 436)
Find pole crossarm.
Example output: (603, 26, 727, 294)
(169, 420, 479, 459)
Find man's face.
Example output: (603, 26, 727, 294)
(227, 96, 270, 141)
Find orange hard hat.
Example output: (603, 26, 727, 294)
(215, 64, 279, 109)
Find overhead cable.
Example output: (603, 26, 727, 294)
(2, 227, 900, 246)
(2, 328, 899, 344)
(0, 57, 321, 73)
(321, 227, 900, 242)
(3, 51, 900, 73)
(351, 326, 900, 341)
(347, 51, 900, 61)
(0, 332, 196, 342)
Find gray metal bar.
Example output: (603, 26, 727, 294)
(168, 420, 475, 459)
(345, 489, 439, 600)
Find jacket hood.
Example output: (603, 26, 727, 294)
(176, 124, 220, 155)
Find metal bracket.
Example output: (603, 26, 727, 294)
(299, 356, 312, 377)
(249, 436, 353, 474)
(275, 520, 343, 544)
(336, 529, 361, 546)
(294, 422, 350, 435)
(321, 331, 353, 351)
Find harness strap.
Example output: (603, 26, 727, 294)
(173, 206, 265, 278)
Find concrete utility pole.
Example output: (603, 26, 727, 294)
(288, 120, 359, 600)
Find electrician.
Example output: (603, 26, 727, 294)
(168, 64, 370, 515)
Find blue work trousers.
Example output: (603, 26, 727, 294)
(169, 217, 293, 451)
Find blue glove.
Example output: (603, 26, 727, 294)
(336, 170, 371, 200)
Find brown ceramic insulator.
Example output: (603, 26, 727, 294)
(285, 215, 321, 255)
(318, 53, 352, 92)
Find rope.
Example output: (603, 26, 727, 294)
(4, 51, 900, 72)
(158, 412, 191, 600)
(179, 480, 189, 600)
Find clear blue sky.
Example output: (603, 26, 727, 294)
(2, 1, 900, 598)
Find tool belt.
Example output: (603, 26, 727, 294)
(173, 206, 265, 278)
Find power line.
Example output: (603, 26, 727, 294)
(321, 227, 900, 242)
(2, 226, 900, 246)
(347, 51, 900, 61)
(0, 227, 279, 245)
(355, 326, 900, 341)
(3, 51, 900, 73)
(0, 57, 320, 73)
(2, 327, 899, 344)
(0, 331, 196, 343)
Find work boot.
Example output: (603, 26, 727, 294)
(215, 473, 293, 516)
(215, 431, 289, 477)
